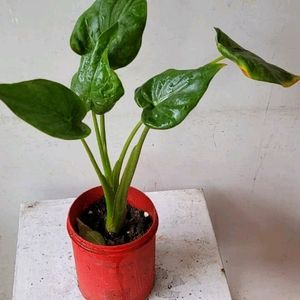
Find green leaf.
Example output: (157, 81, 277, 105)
(135, 63, 225, 129)
(0, 79, 91, 140)
(77, 218, 105, 245)
(71, 25, 124, 115)
(215, 28, 300, 87)
(70, 0, 147, 70)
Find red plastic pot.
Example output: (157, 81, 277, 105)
(67, 186, 159, 300)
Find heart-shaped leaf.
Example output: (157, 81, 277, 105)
(77, 218, 105, 245)
(135, 63, 225, 129)
(71, 25, 124, 115)
(215, 28, 300, 87)
(70, 0, 147, 70)
(0, 79, 91, 140)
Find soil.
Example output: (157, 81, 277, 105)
(78, 198, 153, 246)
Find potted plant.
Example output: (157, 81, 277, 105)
(0, 0, 299, 299)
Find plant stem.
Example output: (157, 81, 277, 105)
(81, 139, 114, 214)
(107, 126, 150, 233)
(112, 120, 143, 191)
(209, 55, 225, 64)
(100, 115, 107, 150)
(92, 111, 113, 185)
(99, 114, 113, 181)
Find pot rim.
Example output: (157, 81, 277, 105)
(67, 186, 159, 254)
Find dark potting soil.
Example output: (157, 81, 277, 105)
(78, 198, 153, 246)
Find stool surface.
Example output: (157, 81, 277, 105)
(13, 189, 231, 300)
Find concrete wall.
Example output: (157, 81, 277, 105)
(0, 1, 300, 299)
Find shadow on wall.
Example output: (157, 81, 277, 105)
(205, 187, 300, 299)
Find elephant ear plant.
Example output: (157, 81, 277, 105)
(0, 0, 299, 245)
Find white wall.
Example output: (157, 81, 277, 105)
(0, 1, 300, 299)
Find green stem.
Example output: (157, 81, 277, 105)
(81, 139, 114, 215)
(92, 111, 113, 185)
(100, 115, 107, 149)
(107, 126, 150, 233)
(209, 55, 225, 64)
(112, 120, 143, 191)
(99, 114, 113, 180)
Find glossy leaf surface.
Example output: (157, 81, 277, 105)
(71, 25, 124, 115)
(215, 28, 300, 87)
(70, 0, 147, 70)
(0, 79, 91, 140)
(77, 218, 105, 245)
(135, 63, 225, 129)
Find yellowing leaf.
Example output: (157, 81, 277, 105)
(77, 218, 105, 245)
(215, 28, 300, 88)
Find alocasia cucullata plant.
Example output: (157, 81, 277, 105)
(0, 0, 299, 244)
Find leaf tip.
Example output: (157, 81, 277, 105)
(282, 75, 300, 88)
(211, 62, 227, 71)
(214, 27, 223, 40)
(218, 62, 227, 68)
